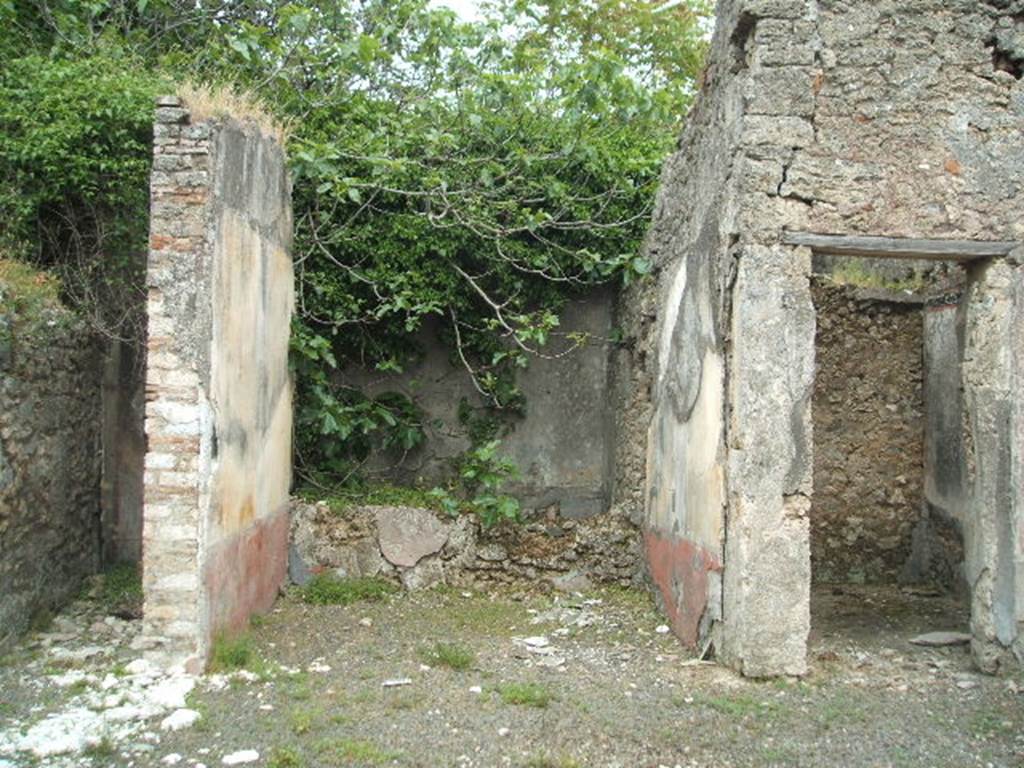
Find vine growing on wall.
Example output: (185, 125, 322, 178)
(0, 0, 711, 493)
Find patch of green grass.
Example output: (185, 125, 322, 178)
(286, 672, 313, 701)
(0, 259, 64, 323)
(290, 706, 321, 736)
(439, 596, 525, 635)
(209, 632, 257, 672)
(385, 691, 425, 711)
(419, 642, 475, 670)
(83, 736, 116, 760)
(827, 262, 926, 294)
(299, 483, 448, 515)
(301, 574, 398, 606)
(67, 679, 90, 696)
(497, 682, 554, 708)
(98, 562, 143, 618)
(524, 755, 581, 768)
(969, 709, 1014, 738)
(759, 746, 798, 766)
(815, 696, 869, 730)
(313, 737, 397, 766)
(696, 693, 773, 719)
(268, 745, 305, 768)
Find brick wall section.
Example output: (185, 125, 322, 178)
(141, 96, 293, 672)
(140, 97, 214, 670)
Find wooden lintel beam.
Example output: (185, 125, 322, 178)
(782, 232, 1018, 262)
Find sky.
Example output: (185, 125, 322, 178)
(428, 0, 484, 20)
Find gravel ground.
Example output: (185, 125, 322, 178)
(1, 583, 1022, 768)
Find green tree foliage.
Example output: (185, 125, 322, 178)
(0, 0, 709, 487)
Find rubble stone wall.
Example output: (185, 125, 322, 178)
(142, 97, 293, 671)
(810, 280, 926, 585)
(0, 305, 102, 649)
(621, 0, 1024, 675)
(290, 500, 640, 593)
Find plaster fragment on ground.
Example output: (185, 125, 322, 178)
(222, 749, 260, 764)
(909, 632, 971, 647)
(161, 709, 201, 731)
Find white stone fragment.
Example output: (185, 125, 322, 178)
(161, 753, 183, 765)
(909, 632, 971, 647)
(160, 709, 201, 732)
(222, 750, 260, 765)
(382, 678, 412, 688)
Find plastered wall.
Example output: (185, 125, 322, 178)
(141, 97, 293, 671)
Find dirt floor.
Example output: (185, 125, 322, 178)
(1, 583, 1022, 768)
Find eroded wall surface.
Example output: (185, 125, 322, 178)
(0, 305, 102, 649)
(811, 281, 925, 585)
(630, 0, 1024, 675)
(344, 291, 617, 520)
(141, 97, 293, 671)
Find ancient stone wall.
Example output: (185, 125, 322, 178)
(344, 290, 618, 520)
(810, 280, 925, 585)
(141, 96, 293, 671)
(622, 0, 1024, 675)
(290, 499, 640, 592)
(0, 294, 102, 649)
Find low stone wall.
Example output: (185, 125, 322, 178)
(811, 280, 926, 585)
(289, 499, 641, 591)
(0, 300, 102, 649)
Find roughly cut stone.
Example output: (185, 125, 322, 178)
(550, 571, 593, 593)
(376, 507, 448, 567)
(909, 632, 971, 647)
(400, 555, 444, 591)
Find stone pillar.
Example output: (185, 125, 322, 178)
(141, 96, 293, 672)
(961, 256, 1024, 672)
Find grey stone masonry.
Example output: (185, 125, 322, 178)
(623, 0, 1024, 676)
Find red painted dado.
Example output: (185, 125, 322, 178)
(644, 530, 721, 647)
(203, 505, 289, 642)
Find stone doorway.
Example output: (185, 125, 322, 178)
(792, 235, 1022, 675)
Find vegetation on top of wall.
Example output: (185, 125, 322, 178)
(0, 259, 77, 344)
(0, 50, 161, 344)
(0, 0, 711, 496)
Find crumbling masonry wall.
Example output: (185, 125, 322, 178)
(0, 302, 102, 649)
(141, 97, 293, 671)
(811, 281, 926, 585)
(627, 0, 1024, 675)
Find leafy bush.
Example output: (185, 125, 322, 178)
(0, 50, 160, 341)
(2, 0, 710, 486)
(300, 574, 398, 606)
